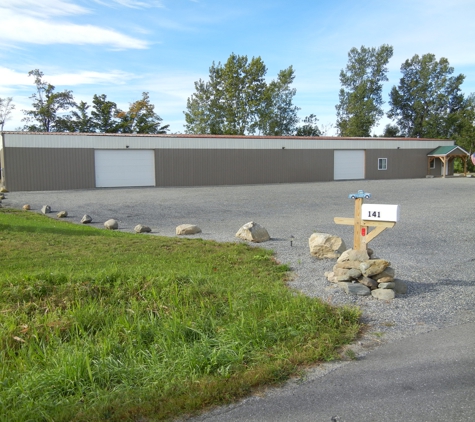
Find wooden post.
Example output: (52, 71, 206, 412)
(353, 198, 365, 251)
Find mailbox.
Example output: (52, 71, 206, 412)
(361, 204, 400, 222)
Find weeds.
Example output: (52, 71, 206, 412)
(0, 209, 361, 421)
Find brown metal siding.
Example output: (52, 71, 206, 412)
(155, 149, 334, 186)
(365, 149, 433, 179)
(4, 148, 95, 191)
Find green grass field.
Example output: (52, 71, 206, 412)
(0, 209, 361, 421)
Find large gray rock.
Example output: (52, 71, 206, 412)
(104, 219, 119, 230)
(57, 211, 68, 218)
(81, 214, 93, 224)
(235, 222, 270, 243)
(309, 233, 346, 259)
(338, 282, 371, 296)
(176, 224, 202, 235)
(41, 205, 51, 214)
(371, 289, 396, 300)
(134, 224, 152, 233)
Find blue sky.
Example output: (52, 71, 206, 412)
(1, 0, 475, 134)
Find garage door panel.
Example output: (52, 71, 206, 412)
(95, 150, 155, 188)
(334, 150, 365, 180)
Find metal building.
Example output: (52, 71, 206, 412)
(0, 132, 458, 192)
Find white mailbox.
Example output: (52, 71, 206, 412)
(361, 204, 400, 222)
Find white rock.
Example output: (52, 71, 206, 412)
(235, 222, 270, 243)
(104, 219, 119, 230)
(176, 224, 202, 235)
(309, 233, 346, 259)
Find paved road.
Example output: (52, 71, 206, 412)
(190, 321, 475, 422)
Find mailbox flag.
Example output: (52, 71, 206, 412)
(471, 153, 475, 166)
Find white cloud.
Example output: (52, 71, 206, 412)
(91, 0, 164, 8)
(0, 1, 149, 49)
(2, 0, 90, 18)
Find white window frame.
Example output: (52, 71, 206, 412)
(378, 158, 388, 171)
(430, 159, 435, 169)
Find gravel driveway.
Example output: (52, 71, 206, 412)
(4, 177, 475, 344)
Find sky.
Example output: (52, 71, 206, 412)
(1, 0, 475, 135)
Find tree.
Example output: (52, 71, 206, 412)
(22, 70, 75, 132)
(184, 53, 299, 135)
(117, 92, 169, 134)
(295, 114, 321, 136)
(261, 66, 300, 136)
(388, 53, 466, 138)
(336, 45, 393, 137)
(90, 94, 121, 133)
(0, 97, 15, 131)
(381, 124, 402, 137)
(55, 101, 95, 133)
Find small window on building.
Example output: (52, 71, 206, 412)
(378, 158, 387, 170)
(430, 159, 435, 169)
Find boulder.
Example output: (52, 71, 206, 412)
(135, 224, 152, 233)
(104, 219, 119, 230)
(57, 211, 68, 218)
(235, 222, 270, 243)
(393, 279, 408, 294)
(22, 204, 30, 210)
(176, 224, 202, 235)
(338, 282, 371, 296)
(309, 233, 346, 259)
(337, 248, 369, 263)
(81, 214, 93, 224)
(41, 205, 51, 214)
(371, 289, 396, 300)
(360, 259, 390, 277)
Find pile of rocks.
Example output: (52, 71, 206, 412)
(324, 248, 407, 300)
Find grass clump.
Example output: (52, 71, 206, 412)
(0, 209, 361, 421)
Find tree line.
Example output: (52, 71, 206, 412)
(0, 47, 474, 155)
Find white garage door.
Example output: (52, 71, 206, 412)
(334, 150, 365, 180)
(95, 150, 156, 188)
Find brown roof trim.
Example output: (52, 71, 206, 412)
(1, 131, 453, 142)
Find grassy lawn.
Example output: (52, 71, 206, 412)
(0, 209, 361, 421)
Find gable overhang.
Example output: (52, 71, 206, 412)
(427, 146, 470, 177)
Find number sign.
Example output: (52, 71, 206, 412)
(361, 204, 400, 222)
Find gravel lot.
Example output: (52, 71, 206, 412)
(3, 177, 475, 344)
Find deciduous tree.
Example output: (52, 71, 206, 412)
(295, 114, 321, 136)
(184, 53, 299, 135)
(117, 92, 169, 134)
(388, 53, 466, 138)
(0, 97, 15, 131)
(336, 45, 393, 137)
(22, 70, 75, 132)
